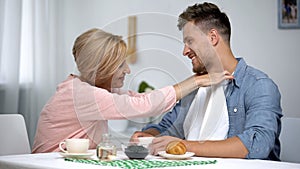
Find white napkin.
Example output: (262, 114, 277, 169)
(183, 83, 229, 141)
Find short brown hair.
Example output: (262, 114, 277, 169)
(177, 2, 231, 43)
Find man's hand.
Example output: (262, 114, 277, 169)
(130, 128, 160, 142)
(149, 136, 182, 155)
(130, 131, 154, 142)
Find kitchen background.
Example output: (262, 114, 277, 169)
(1, 0, 299, 147)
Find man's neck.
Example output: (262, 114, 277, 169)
(216, 44, 238, 74)
(222, 55, 238, 74)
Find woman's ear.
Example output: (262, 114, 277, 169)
(209, 29, 219, 46)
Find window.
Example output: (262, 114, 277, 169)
(0, 0, 5, 85)
(19, 0, 33, 85)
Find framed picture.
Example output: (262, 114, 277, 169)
(278, 0, 300, 29)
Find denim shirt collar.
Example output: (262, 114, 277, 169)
(231, 57, 247, 88)
(225, 58, 247, 97)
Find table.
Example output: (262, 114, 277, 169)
(0, 151, 300, 169)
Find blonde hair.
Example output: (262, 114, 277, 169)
(72, 28, 127, 86)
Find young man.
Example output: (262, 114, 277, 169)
(131, 2, 282, 160)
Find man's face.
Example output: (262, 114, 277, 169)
(182, 22, 216, 73)
(182, 43, 207, 75)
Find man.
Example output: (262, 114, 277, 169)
(131, 2, 282, 160)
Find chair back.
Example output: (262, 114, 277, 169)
(279, 117, 300, 163)
(0, 114, 31, 155)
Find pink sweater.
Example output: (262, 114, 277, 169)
(32, 75, 176, 153)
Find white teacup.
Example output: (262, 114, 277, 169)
(59, 138, 89, 153)
(137, 137, 154, 147)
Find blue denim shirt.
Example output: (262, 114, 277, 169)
(142, 58, 283, 161)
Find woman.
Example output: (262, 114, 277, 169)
(32, 28, 232, 153)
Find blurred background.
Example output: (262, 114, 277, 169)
(0, 0, 299, 147)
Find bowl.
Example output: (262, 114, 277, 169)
(122, 143, 149, 159)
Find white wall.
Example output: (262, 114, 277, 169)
(59, 0, 300, 118)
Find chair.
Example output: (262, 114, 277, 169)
(0, 114, 31, 155)
(279, 117, 300, 163)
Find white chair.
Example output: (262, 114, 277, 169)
(279, 117, 300, 163)
(0, 114, 31, 155)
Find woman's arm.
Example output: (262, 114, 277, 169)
(114, 71, 233, 102)
(174, 71, 233, 101)
(74, 71, 233, 120)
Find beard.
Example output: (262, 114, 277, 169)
(193, 65, 208, 75)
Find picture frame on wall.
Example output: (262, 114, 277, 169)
(278, 0, 300, 29)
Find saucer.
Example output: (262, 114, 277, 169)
(59, 151, 94, 159)
(158, 151, 195, 160)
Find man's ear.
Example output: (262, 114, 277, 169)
(209, 29, 219, 46)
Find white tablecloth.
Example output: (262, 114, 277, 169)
(0, 151, 300, 169)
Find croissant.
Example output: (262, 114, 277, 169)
(166, 141, 186, 155)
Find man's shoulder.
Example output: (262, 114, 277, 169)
(235, 58, 270, 82)
(235, 58, 277, 89)
(242, 65, 279, 94)
(245, 65, 270, 80)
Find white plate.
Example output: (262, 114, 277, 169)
(158, 151, 195, 160)
(59, 151, 94, 159)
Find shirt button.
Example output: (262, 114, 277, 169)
(234, 108, 238, 113)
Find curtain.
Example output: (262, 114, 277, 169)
(0, 0, 22, 113)
(0, 0, 64, 148)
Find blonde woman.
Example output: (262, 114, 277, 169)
(32, 28, 232, 153)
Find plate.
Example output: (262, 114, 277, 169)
(158, 151, 195, 160)
(59, 151, 94, 159)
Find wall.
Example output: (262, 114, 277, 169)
(59, 0, 300, 118)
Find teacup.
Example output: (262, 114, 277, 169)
(137, 137, 154, 147)
(59, 138, 89, 153)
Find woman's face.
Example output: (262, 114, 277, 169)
(111, 60, 131, 88)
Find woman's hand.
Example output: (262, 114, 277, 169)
(194, 70, 234, 87)
(174, 70, 233, 101)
